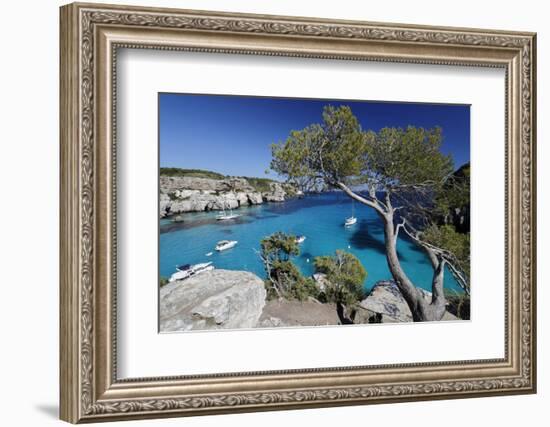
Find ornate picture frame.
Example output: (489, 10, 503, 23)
(60, 2, 536, 423)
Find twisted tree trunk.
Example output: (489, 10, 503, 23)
(383, 213, 446, 321)
(338, 182, 447, 322)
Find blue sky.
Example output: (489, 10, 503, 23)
(159, 93, 470, 178)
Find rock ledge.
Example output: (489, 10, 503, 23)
(160, 269, 266, 332)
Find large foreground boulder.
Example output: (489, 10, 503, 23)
(160, 270, 266, 332)
(357, 280, 458, 323)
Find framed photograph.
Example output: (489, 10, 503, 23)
(60, 2, 537, 423)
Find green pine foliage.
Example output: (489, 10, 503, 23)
(270, 105, 454, 191)
(314, 250, 367, 307)
(421, 224, 470, 282)
(260, 232, 318, 301)
(270, 104, 470, 296)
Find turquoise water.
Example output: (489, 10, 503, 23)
(159, 192, 464, 293)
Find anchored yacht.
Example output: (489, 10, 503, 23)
(345, 200, 357, 226)
(216, 207, 240, 221)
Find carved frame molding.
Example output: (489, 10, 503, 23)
(60, 2, 536, 423)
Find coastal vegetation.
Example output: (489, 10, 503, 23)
(314, 251, 366, 307)
(314, 250, 367, 324)
(445, 290, 470, 320)
(258, 231, 369, 323)
(239, 176, 275, 193)
(270, 105, 470, 322)
(259, 232, 318, 301)
(160, 167, 226, 180)
(160, 167, 283, 194)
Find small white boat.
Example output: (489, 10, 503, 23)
(345, 216, 357, 226)
(345, 200, 357, 226)
(169, 262, 213, 282)
(205, 252, 213, 257)
(215, 240, 238, 251)
(216, 207, 240, 221)
(295, 235, 306, 244)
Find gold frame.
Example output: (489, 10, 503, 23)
(60, 2, 537, 423)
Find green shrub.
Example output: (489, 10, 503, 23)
(314, 250, 367, 307)
(242, 176, 275, 192)
(444, 290, 470, 320)
(264, 260, 318, 301)
(422, 224, 470, 288)
(260, 232, 318, 301)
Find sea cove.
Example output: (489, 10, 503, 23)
(159, 191, 464, 294)
(159, 95, 471, 329)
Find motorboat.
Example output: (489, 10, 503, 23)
(295, 235, 306, 244)
(215, 240, 238, 251)
(169, 262, 213, 282)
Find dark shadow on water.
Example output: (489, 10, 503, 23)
(161, 193, 360, 234)
(160, 215, 254, 234)
(399, 233, 431, 266)
(348, 219, 408, 262)
(249, 213, 280, 221)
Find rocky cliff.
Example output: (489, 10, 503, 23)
(160, 175, 299, 218)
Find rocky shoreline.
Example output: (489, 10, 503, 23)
(160, 175, 301, 218)
(159, 270, 458, 332)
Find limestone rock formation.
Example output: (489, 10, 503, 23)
(357, 280, 458, 323)
(159, 175, 296, 217)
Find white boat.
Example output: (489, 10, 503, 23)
(345, 216, 357, 226)
(169, 262, 213, 282)
(345, 200, 357, 226)
(216, 213, 240, 220)
(205, 252, 213, 257)
(215, 240, 238, 251)
(295, 235, 306, 244)
(216, 207, 240, 221)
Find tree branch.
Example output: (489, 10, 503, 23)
(337, 182, 387, 216)
(400, 222, 470, 295)
(394, 219, 406, 244)
(445, 261, 470, 295)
